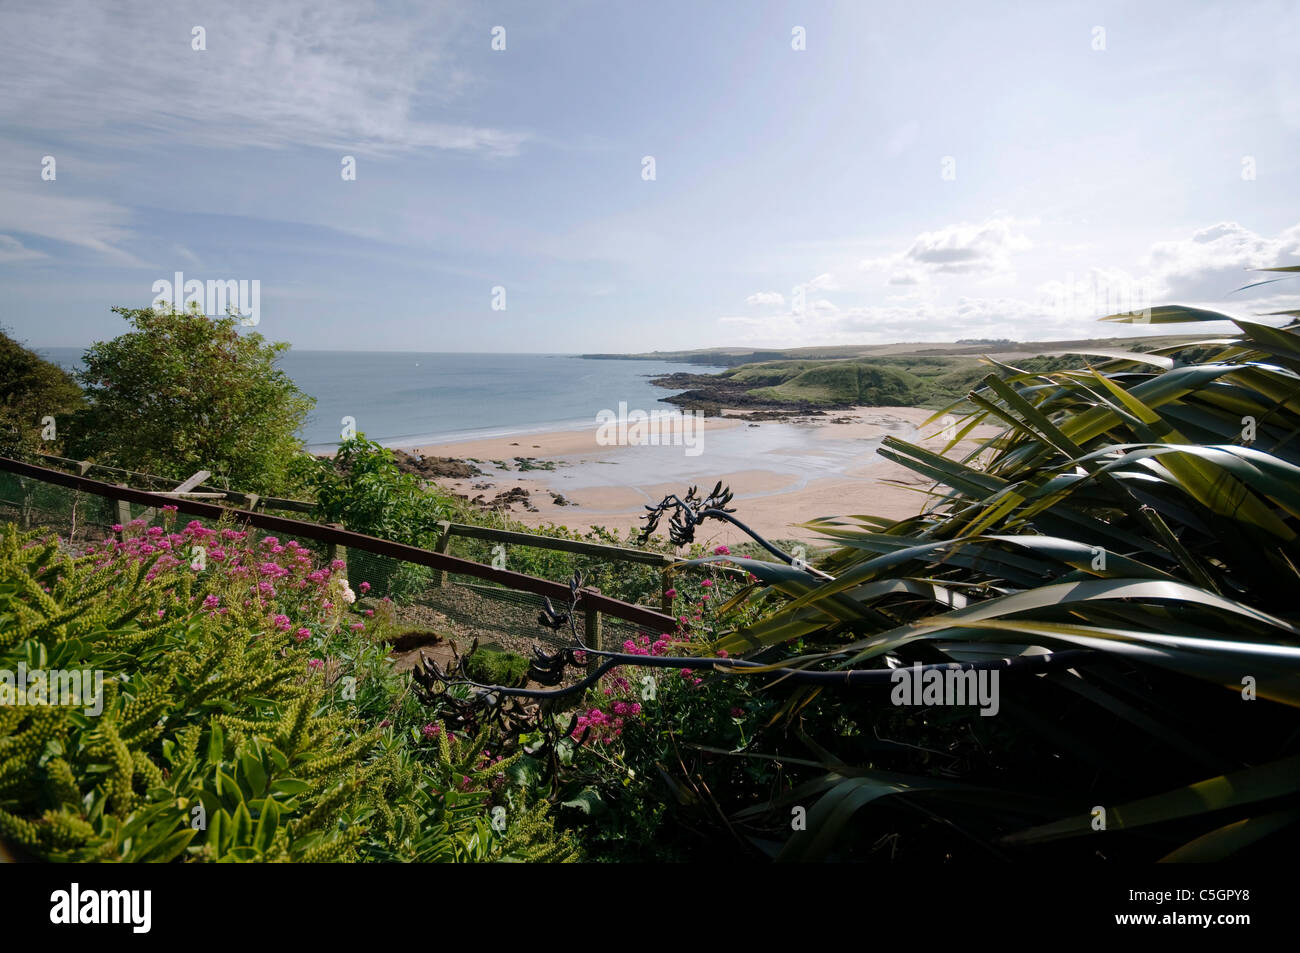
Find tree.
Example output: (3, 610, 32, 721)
(309, 435, 454, 545)
(0, 328, 84, 456)
(67, 306, 314, 494)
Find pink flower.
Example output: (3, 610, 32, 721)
(162, 504, 178, 512)
(331, 559, 346, 571)
(364, 609, 373, 617)
(422, 723, 440, 738)
(295, 627, 311, 642)
(713, 545, 730, 556)
(350, 622, 364, 631)
(308, 659, 323, 670)
(701, 578, 714, 588)
(664, 588, 677, 599)
(359, 581, 371, 593)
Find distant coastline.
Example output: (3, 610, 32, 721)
(589, 333, 1209, 415)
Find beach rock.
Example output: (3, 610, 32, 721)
(484, 486, 536, 512)
(391, 450, 483, 480)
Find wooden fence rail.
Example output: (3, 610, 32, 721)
(0, 456, 677, 635)
(32, 452, 680, 612)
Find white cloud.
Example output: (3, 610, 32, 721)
(745, 290, 785, 306)
(0, 189, 143, 266)
(859, 216, 1034, 287)
(901, 218, 1033, 276)
(0, 1, 525, 158)
(716, 219, 1300, 347)
(1144, 222, 1300, 300)
(0, 235, 45, 264)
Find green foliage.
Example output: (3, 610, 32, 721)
(0, 525, 377, 860)
(750, 362, 926, 405)
(464, 646, 529, 686)
(65, 306, 313, 495)
(561, 673, 773, 862)
(309, 436, 455, 548)
(0, 330, 83, 457)
(686, 302, 1300, 861)
(0, 523, 578, 862)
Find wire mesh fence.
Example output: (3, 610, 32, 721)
(0, 460, 673, 660)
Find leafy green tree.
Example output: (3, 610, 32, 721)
(0, 329, 84, 456)
(67, 306, 314, 494)
(309, 435, 454, 545)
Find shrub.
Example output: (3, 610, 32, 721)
(0, 518, 576, 862)
(464, 646, 530, 687)
(66, 306, 313, 495)
(0, 330, 83, 457)
(677, 299, 1300, 861)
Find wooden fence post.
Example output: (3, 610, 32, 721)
(434, 521, 453, 587)
(116, 495, 131, 539)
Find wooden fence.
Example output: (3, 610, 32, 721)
(0, 456, 678, 637)
(32, 452, 680, 611)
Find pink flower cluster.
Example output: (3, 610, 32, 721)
(621, 633, 672, 657)
(83, 520, 375, 644)
(573, 707, 624, 744)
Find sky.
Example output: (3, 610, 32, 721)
(0, 0, 1298, 353)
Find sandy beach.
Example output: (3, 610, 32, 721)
(402, 407, 999, 548)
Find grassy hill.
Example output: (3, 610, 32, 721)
(685, 352, 1122, 410)
(583, 333, 1209, 368)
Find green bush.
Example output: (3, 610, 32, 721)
(0, 330, 83, 457)
(66, 306, 313, 495)
(0, 523, 576, 862)
(464, 647, 530, 687)
(683, 300, 1300, 861)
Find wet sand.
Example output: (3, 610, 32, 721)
(404, 407, 998, 547)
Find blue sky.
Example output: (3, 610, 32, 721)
(1, 0, 1298, 352)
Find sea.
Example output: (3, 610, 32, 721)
(37, 349, 723, 452)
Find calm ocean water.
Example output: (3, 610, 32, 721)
(37, 349, 721, 452)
